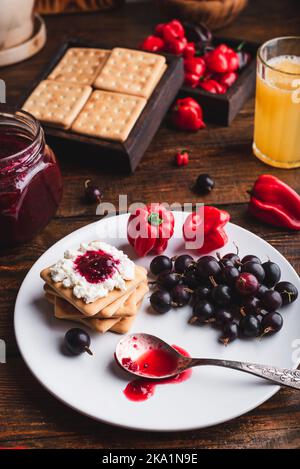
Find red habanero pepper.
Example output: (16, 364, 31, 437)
(184, 72, 200, 88)
(171, 97, 205, 131)
(175, 150, 189, 166)
(154, 23, 166, 37)
(166, 37, 187, 55)
(127, 203, 175, 257)
(226, 48, 239, 72)
(183, 42, 196, 58)
(205, 44, 239, 74)
(198, 79, 226, 94)
(204, 47, 229, 73)
(183, 206, 230, 253)
(140, 35, 165, 52)
(184, 57, 206, 77)
(216, 71, 238, 88)
(162, 19, 185, 42)
(248, 175, 300, 230)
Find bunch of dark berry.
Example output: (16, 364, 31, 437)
(149, 252, 298, 345)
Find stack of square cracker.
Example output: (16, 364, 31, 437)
(40, 264, 148, 334)
(23, 47, 167, 143)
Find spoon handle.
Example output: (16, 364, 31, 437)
(189, 358, 300, 390)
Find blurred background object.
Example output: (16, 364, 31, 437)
(35, 0, 125, 14)
(0, 0, 35, 50)
(0, 0, 46, 67)
(157, 0, 248, 30)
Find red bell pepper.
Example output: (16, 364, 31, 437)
(183, 206, 230, 253)
(127, 203, 175, 257)
(248, 175, 300, 230)
(171, 97, 205, 131)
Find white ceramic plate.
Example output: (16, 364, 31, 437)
(14, 212, 300, 431)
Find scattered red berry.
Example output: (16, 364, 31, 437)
(175, 150, 189, 166)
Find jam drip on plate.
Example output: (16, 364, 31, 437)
(123, 345, 192, 402)
(74, 249, 120, 284)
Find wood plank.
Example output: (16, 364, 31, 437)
(0, 359, 299, 448)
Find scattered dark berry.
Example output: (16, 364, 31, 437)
(64, 328, 93, 356)
(84, 180, 102, 204)
(274, 281, 298, 305)
(194, 174, 215, 194)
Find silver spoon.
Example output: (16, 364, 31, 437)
(116, 333, 300, 390)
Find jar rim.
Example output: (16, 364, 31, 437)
(0, 107, 43, 164)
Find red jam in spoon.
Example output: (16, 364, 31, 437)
(123, 345, 192, 402)
(74, 249, 120, 283)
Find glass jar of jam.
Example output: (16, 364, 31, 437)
(0, 109, 63, 247)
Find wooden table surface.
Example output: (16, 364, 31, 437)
(1, 0, 300, 450)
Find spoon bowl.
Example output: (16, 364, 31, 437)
(116, 333, 300, 389)
(115, 333, 189, 379)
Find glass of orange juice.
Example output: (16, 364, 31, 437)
(253, 36, 300, 168)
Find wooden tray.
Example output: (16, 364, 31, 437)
(179, 37, 259, 126)
(19, 39, 184, 173)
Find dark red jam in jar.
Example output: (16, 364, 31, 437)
(0, 110, 63, 247)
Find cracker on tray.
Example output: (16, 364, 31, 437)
(94, 47, 166, 99)
(48, 48, 110, 85)
(23, 80, 92, 129)
(71, 90, 146, 142)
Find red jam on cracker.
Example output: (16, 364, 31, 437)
(74, 249, 120, 284)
